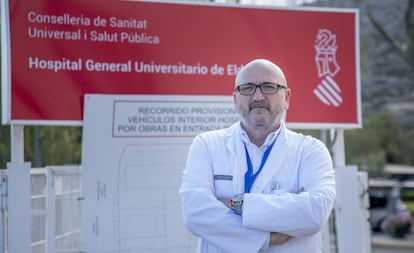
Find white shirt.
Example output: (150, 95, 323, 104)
(240, 127, 280, 175)
(180, 121, 336, 253)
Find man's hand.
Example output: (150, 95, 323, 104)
(270, 232, 291, 245)
(267, 188, 302, 245)
(218, 198, 231, 208)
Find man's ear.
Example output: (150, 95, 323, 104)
(233, 92, 239, 113)
(284, 88, 291, 109)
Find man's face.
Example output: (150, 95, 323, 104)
(233, 62, 290, 130)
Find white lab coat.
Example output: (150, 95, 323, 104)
(180, 121, 336, 253)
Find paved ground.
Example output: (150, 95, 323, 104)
(372, 232, 414, 253)
(372, 247, 413, 253)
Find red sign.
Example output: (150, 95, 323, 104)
(2, 0, 360, 127)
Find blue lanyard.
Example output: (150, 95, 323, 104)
(243, 138, 277, 193)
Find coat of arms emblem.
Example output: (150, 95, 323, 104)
(313, 29, 343, 107)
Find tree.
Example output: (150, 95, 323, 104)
(0, 126, 10, 169)
(345, 109, 414, 177)
(367, 0, 414, 71)
(24, 126, 82, 167)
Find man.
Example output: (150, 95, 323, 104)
(180, 59, 336, 253)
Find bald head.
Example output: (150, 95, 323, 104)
(235, 59, 287, 88)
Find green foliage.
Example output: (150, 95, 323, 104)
(0, 125, 10, 169)
(0, 124, 82, 169)
(345, 109, 414, 177)
(23, 126, 82, 167)
(406, 202, 414, 216)
(384, 214, 413, 238)
(402, 191, 414, 202)
(401, 192, 414, 216)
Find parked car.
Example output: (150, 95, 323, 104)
(369, 189, 391, 231)
(369, 187, 412, 232)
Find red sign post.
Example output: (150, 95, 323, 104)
(2, 0, 360, 128)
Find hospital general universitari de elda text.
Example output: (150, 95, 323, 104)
(28, 57, 243, 76)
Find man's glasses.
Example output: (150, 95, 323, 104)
(235, 82, 287, 95)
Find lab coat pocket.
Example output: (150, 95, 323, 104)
(262, 177, 281, 194)
(213, 174, 233, 199)
(263, 178, 301, 195)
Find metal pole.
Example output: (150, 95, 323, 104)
(10, 125, 24, 163)
(8, 125, 31, 253)
(330, 128, 345, 168)
(331, 129, 372, 253)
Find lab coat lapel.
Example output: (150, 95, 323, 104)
(249, 127, 290, 193)
(225, 126, 247, 194)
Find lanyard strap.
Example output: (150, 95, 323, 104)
(243, 138, 277, 193)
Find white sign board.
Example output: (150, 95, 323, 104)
(112, 99, 237, 137)
(81, 94, 237, 252)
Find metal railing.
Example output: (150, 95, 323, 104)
(30, 166, 81, 253)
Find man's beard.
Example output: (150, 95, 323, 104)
(244, 113, 277, 130)
(236, 101, 284, 132)
(240, 106, 282, 131)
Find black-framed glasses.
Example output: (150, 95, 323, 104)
(235, 82, 287, 95)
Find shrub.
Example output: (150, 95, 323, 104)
(384, 214, 413, 238)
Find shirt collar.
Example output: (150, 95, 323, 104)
(238, 122, 282, 148)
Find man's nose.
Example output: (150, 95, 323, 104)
(252, 86, 265, 100)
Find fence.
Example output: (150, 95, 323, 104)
(0, 164, 355, 253)
(30, 166, 82, 253)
